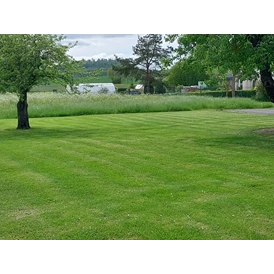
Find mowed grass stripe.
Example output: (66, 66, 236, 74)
(1, 110, 274, 239)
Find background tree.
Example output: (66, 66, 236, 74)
(113, 34, 170, 94)
(164, 58, 208, 87)
(0, 34, 81, 129)
(165, 34, 254, 97)
(107, 67, 122, 84)
(166, 34, 274, 102)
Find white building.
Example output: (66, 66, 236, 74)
(242, 80, 255, 90)
(67, 83, 115, 94)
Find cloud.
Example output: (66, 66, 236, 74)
(63, 34, 174, 61)
(64, 34, 139, 60)
(64, 34, 134, 40)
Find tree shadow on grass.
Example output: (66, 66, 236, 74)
(0, 126, 112, 141)
(255, 128, 274, 134)
(198, 128, 274, 152)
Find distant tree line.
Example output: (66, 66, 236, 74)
(81, 58, 118, 76)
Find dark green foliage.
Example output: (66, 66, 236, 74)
(165, 59, 209, 87)
(189, 90, 257, 98)
(129, 83, 135, 89)
(255, 81, 271, 101)
(116, 88, 128, 93)
(144, 85, 154, 94)
(83, 58, 118, 76)
(155, 83, 166, 94)
(112, 77, 122, 84)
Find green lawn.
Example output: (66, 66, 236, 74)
(1, 110, 274, 239)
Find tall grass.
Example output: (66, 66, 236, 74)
(0, 92, 273, 119)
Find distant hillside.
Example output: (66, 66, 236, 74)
(82, 58, 118, 76)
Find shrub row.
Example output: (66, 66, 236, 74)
(188, 90, 257, 98)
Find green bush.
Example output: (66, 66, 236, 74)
(188, 90, 257, 98)
(254, 81, 270, 101)
(116, 88, 128, 94)
(155, 83, 166, 94)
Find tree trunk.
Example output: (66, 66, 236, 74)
(225, 82, 229, 97)
(246, 34, 274, 103)
(260, 65, 274, 103)
(146, 69, 150, 94)
(232, 73, 236, 98)
(145, 67, 152, 94)
(17, 91, 31, 129)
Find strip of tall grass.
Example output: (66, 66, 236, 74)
(0, 92, 273, 119)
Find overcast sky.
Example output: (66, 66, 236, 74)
(63, 34, 176, 61)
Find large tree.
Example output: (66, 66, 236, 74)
(113, 34, 170, 93)
(0, 34, 81, 129)
(246, 34, 274, 102)
(165, 34, 274, 98)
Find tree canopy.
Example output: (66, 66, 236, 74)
(164, 58, 208, 87)
(165, 34, 274, 101)
(0, 34, 81, 129)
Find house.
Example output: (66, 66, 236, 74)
(226, 73, 257, 90)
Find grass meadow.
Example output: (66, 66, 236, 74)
(1, 92, 274, 239)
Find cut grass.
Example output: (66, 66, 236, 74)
(1, 110, 274, 239)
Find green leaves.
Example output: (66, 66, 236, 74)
(0, 34, 81, 95)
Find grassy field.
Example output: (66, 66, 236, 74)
(1, 92, 273, 120)
(1, 108, 274, 239)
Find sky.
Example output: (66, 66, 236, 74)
(63, 34, 174, 61)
